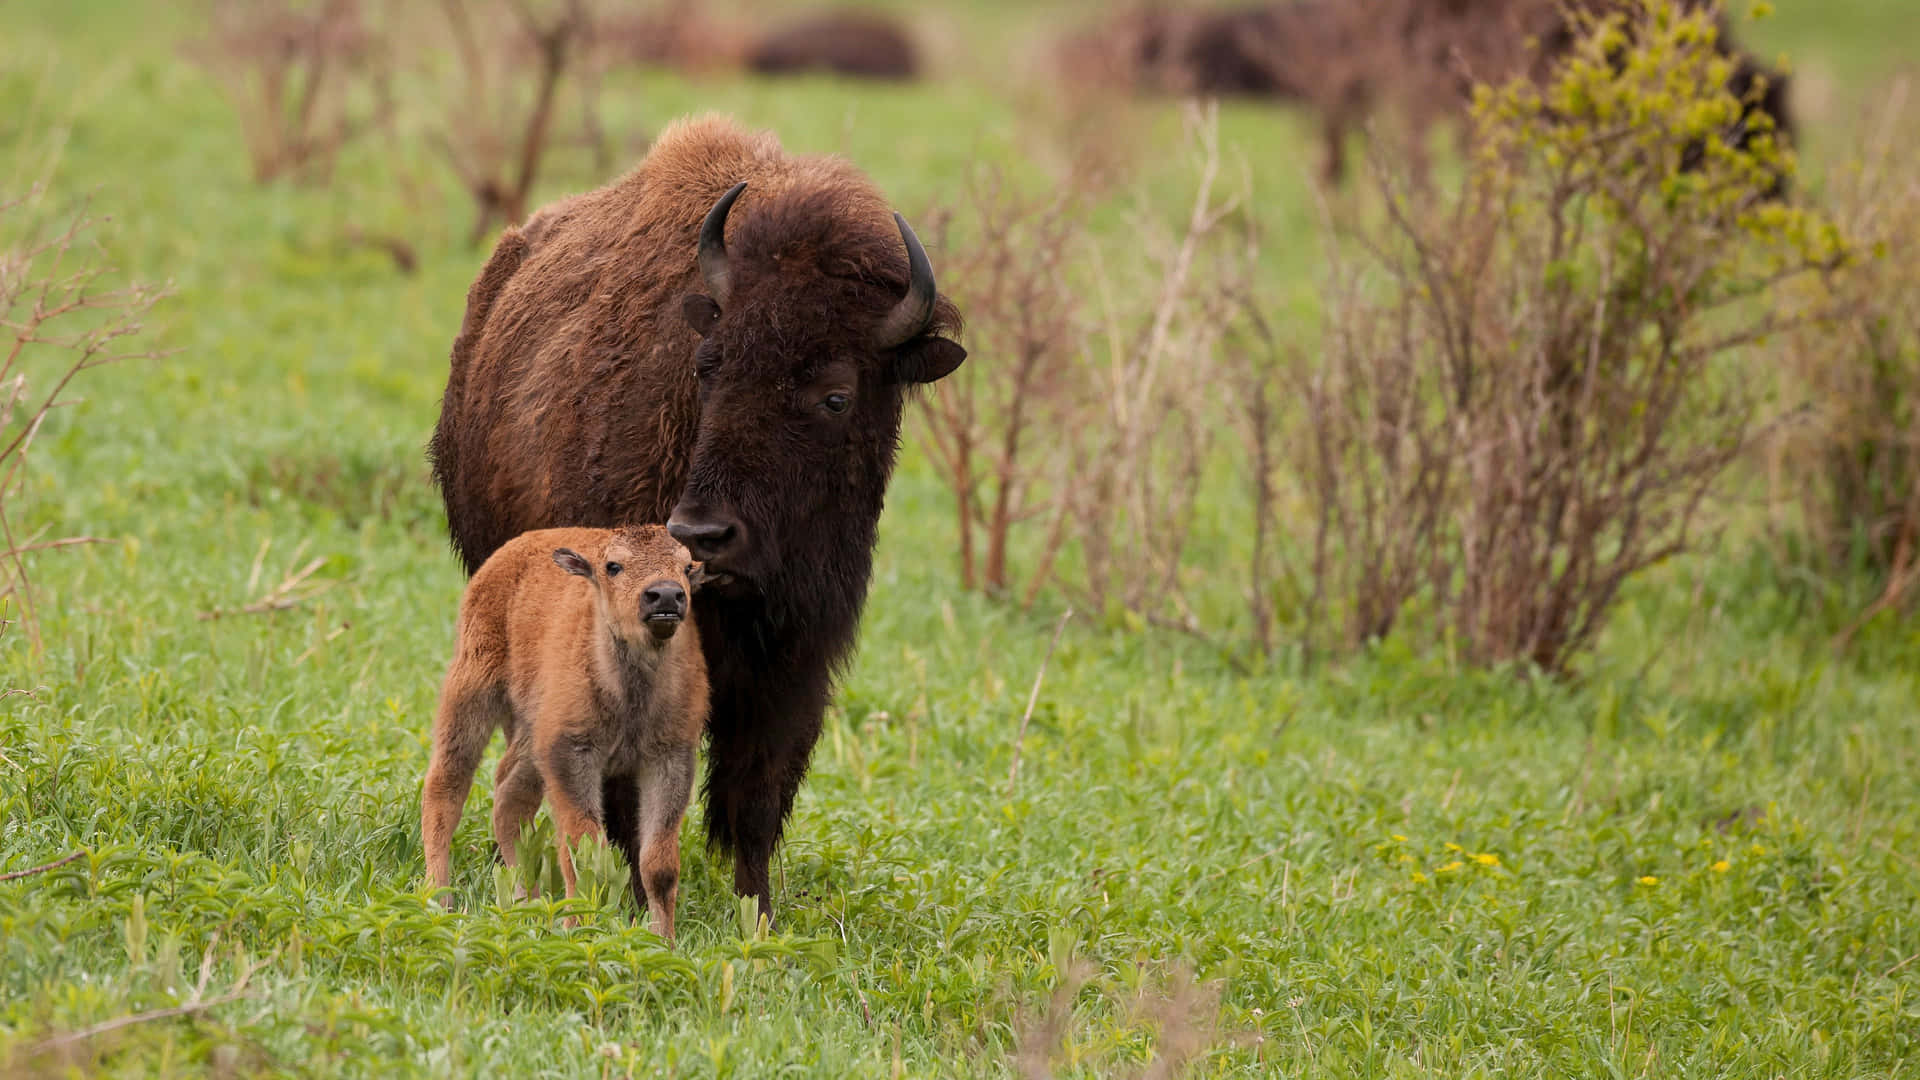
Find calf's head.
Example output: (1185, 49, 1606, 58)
(553, 524, 700, 645)
(669, 182, 966, 599)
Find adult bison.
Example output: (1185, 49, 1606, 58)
(429, 115, 965, 923)
(745, 10, 920, 82)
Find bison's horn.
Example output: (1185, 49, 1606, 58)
(697, 181, 747, 306)
(872, 212, 937, 350)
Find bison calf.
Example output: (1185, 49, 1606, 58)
(420, 524, 708, 940)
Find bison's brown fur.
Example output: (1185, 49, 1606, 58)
(432, 116, 957, 570)
(420, 524, 707, 940)
(429, 115, 965, 924)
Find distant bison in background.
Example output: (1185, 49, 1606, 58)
(1051, 3, 1347, 100)
(745, 10, 920, 81)
(594, 0, 747, 74)
(1305, 0, 1796, 189)
(1059, 0, 1793, 191)
(1050, 5, 1185, 94)
(429, 115, 966, 924)
(1159, 2, 1329, 99)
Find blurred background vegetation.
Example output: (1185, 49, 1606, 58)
(2, 1, 1918, 1076)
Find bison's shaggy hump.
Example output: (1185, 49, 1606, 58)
(429, 114, 955, 575)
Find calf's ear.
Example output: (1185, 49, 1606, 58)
(890, 338, 966, 385)
(682, 294, 722, 337)
(553, 548, 593, 577)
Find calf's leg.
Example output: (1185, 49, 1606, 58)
(537, 729, 606, 902)
(634, 746, 696, 941)
(490, 739, 544, 898)
(420, 674, 504, 896)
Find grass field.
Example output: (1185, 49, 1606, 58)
(3, 1, 1919, 1076)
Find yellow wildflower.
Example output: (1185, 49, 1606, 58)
(1437, 861, 1464, 874)
(1711, 860, 1731, 873)
(1637, 876, 1659, 886)
(1443, 842, 1464, 853)
(1472, 853, 1500, 867)
(1391, 834, 1408, 843)
(1750, 843, 1768, 856)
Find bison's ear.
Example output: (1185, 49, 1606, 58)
(682, 294, 723, 337)
(890, 338, 966, 385)
(553, 548, 593, 577)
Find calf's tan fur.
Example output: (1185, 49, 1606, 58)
(421, 524, 708, 939)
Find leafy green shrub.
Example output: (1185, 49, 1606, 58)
(1283, 0, 1845, 673)
(490, 813, 632, 922)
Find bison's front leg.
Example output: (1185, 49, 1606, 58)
(703, 694, 824, 930)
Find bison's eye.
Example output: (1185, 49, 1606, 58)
(821, 392, 852, 415)
(605, 562, 623, 577)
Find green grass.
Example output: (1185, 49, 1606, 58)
(4, 2, 1920, 1076)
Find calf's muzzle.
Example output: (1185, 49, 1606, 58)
(642, 579, 687, 639)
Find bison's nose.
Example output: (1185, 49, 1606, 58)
(642, 582, 687, 620)
(668, 510, 744, 564)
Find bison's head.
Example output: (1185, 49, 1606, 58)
(668, 181, 965, 612)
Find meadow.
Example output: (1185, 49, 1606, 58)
(3, 1, 1919, 1076)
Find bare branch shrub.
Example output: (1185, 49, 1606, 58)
(1010, 960, 1236, 1079)
(1768, 76, 1920, 633)
(918, 169, 1087, 601)
(1062, 103, 1256, 634)
(185, 0, 393, 185)
(916, 108, 1258, 641)
(428, 0, 601, 245)
(1283, 0, 1846, 673)
(1, 191, 167, 653)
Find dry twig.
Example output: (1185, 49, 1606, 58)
(431, 0, 598, 244)
(1, 191, 168, 653)
(23, 933, 273, 1060)
(918, 167, 1087, 599)
(0, 850, 84, 882)
(1005, 608, 1073, 793)
(198, 554, 331, 620)
(184, 0, 393, 185)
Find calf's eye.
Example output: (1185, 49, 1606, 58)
(605, 562, 623, 576)
(822, 392, 851, 415)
